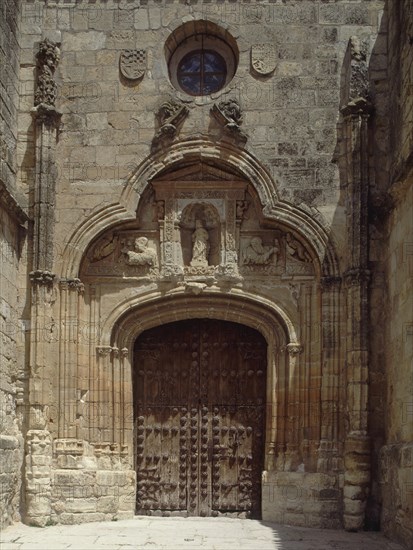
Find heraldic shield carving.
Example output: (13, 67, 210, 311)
(120, 49, 146, 80)
(250, 44, 276, 76)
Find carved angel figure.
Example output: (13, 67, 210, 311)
(123, 237, 157, 267)
(190, 220, 210, 268)
(243, 237, 279, 265)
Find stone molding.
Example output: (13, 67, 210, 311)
(0, 180, 28, 225)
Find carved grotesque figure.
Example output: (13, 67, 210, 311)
(243, 237, 279, 265)
(286, 233, 312, 263)
(190, 220, 210, 268)
(123, 237, 157, 267)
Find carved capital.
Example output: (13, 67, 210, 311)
(343, 268, 371, 287)
(341, 97, 373, 118)
(111, 347, 119, 357)
(96, 346, 112, 357)
(31, 103, 62, 129)
(121, 347, 129, 357)
(30, 270, 56, 286)
(60, 278, 84, 293)
(286, 343, 303, 356)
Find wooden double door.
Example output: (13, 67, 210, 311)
(133, 319, 266, 517)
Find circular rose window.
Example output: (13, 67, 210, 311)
(166, 22, 239, 97)
(177, 49, 227, 96)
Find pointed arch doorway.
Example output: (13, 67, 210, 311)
(133, 318, 267, 518)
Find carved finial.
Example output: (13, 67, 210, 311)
(341, 36, 372, 117)
(34, 38, 60, 107)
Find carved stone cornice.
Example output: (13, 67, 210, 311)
(29, 269, 56, 286)
(343, 268, 371, 287)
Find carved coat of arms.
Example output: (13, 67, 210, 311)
(251, 44, 276, 76)
(119, 49, 146, 80)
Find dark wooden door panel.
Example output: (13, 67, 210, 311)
(134, 319, 266, 517)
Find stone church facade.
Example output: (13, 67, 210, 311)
(0, 1, 411, 548)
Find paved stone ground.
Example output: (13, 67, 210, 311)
(0, 517, 405, 550)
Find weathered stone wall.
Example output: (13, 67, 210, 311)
(0, 0, 26, 529)
(368, 1, 413, 547)
(378, 181, 413, 549)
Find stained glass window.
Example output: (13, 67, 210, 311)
(177, 49, 227, 96)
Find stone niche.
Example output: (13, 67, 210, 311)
(152, 164, 248, 280)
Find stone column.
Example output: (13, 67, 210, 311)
(26, 274, 56, 527)
(25, 40, 62, 525)
(318, 276, 342, 473)
(31, 39, 61, 275)
(96, 346, 112, 443)
(284, 343, 303, 470)
(341, 45, 373, 528)
(58, 278, 84, 438)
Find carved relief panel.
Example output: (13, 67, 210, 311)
(239, 230, 314, 277)
(82, 231, 159, 280)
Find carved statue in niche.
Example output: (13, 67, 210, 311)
(122, 237, 157, 268)
(190, 220, 210, 268)
(242, 237, 279, 266)
(236, 200, 249, 220)
(286, 233, 312, 263)
(180, 203, 221, 269)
